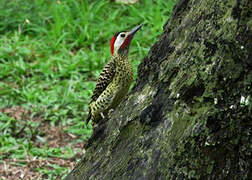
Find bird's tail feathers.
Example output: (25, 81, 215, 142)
(86, 111, 92, 124)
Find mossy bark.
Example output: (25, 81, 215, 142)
(66, 0, 252, 179)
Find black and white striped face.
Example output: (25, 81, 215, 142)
(111, 31, 130, 55)
(110, 24, 142, 55)
(113, 32, 129, 52)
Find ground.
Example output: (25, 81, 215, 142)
(0, 107, 83, 179)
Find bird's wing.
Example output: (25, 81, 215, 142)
(90, 60, 116, 103)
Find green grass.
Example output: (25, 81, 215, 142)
(0, 0, 176, 179)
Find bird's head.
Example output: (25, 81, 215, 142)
(110, 24, 142, 56)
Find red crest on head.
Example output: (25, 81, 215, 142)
(110, 36, 117, 55)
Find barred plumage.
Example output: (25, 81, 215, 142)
(90, 61, 116, 103)
(86, 24, 142, 125)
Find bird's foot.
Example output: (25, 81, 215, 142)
(100, 112, 105, 119)
(108, 109, 114, 116)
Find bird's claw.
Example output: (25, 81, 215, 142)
(108, 109, 115, 116)
(100, 112, 105, 119)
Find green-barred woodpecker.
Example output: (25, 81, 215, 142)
(87, 24, 142, 125)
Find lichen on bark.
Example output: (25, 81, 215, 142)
(66, 0, 252, 179)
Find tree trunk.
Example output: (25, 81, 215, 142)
(66, 0, 252, 179)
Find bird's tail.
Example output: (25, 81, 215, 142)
(86, 110, 92, 124)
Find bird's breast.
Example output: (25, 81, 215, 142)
(115, 62, 133, 86)
(109, 61, 133, 108)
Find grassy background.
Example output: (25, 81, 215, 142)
(0, 0, 175, 179)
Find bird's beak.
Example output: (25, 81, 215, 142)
(129, 24, 143, 37)
(118, 24, 142, 51)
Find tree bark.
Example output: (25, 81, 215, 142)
(66, 0, 252, 179)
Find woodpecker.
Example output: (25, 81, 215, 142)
(86, 24, 142, 125)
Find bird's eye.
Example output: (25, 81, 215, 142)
(120, 33, 125, 38)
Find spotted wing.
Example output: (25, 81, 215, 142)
(90, 60, 116, 103)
